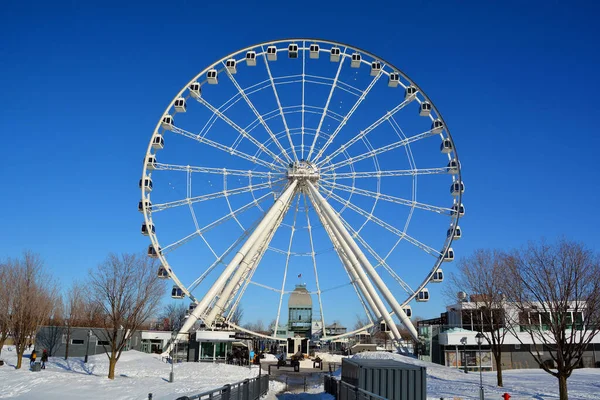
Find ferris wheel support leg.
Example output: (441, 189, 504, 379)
(314, 202, 381, 321)
(307, 181, 419, 342)
(308, 187, 403, 344)
(205, 201, 289, 324)
(170, 180, 299, 346)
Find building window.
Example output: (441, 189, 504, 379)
(71, 339, 85, 345)
(97, 340, 109, 346)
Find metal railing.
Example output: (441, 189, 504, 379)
(324, 375, 386, 400)
(158, 374, 269, 400)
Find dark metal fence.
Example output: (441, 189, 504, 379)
(324, 375, 387, 400)
(160, 374, 269, 400)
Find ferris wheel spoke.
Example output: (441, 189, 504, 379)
(222, 61, 294, 164)
(306, 47, 348, 161)
(321, 167, 448, 180)
(261, 46, 299, 162)
(316, 96, 415, 167)
(310, 66, 385, 164)
(161, 191, 273, 255)
(170, 125, 284, 172)
(151, 180, 280, 213)
(319, 180, 452, 215)
(194, 96, 289, 167)
(320, 186, 442, 258)
(154, 162, 277, 179)
(320, 127, 438, 173)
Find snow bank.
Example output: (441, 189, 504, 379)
(314, 352, 346, 363)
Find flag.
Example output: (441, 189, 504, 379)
(298, 273, 302, 278)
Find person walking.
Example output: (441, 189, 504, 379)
(41, 349, 48, 370)
(30, 350, 37, 367)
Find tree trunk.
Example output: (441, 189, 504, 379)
(65, 328, 70, 360)
(495, 356, 504, 387)
(108, 356, 117, 379)
(16, 353, 23, 369)
(558, 374, 568, 400)
(0, 336, 6, 356)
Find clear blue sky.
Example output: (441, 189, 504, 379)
(1, 1, 599, 328)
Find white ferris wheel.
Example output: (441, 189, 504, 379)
(139, 39, 464, 346)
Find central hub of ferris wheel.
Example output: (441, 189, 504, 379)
(286, 160, 320, 188)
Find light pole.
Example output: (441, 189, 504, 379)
(476, 332, 485, 400)
(460, 337, 468, 374)
(84, 330, 92, 364)
(170, 331, 176, 383)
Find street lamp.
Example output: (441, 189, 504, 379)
(84, 330, 92, 364)
(475, 332, 485, 400)
(170, 331, 177, 383)
(460, 337, 468, 374)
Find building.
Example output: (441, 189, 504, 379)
(417, 300, 600, 371)
(325, 322, 347, 336)
(288, 284, 312, 338)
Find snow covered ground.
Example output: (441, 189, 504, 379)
(349, 351, 600, 400)
(0, 346, 284, 399)
(1, 346, 599, 399)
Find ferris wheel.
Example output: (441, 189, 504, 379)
(139, 39, 463, 346)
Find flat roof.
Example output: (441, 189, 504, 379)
(343, 358, 425, 370)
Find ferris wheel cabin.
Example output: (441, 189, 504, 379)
(225, 59, 237, 74)
(157, 266, 169, 279)
(174, 97, 186, 113)
(139, 177, 153, 192)
(171, 286, 185, 299)
(417, 289, 430, 302)
(310, 44, 320, 59)
(419, 102, 432, 117)
(351, 52, 361, 68)
(442, 248, 455, 262)
(432, 269, 444, 282)
(403, 305, 413, 318)
(431, 119, 444, 134)
(246, 51, 257, 66)
(370, 61, 382, 76)
(145, 154, 156, 170)
(405, 85, 417, 100)
(266, 45, 277, 61)
(207, 69, 218, 84)
(189, 82, 201, 99)
(447, 225, 462, 240)
(451, 202, 465, 217)
(288, 43, 299, 58)
(388, 72, 400, 87)
(440, 138, 453, 153)
(447, 159, 459, 174)
(451, 181, 465, 197)
(138, 199, 152, 213)
(161, 115, 174, 131)
(147, 244, 161, 258)
(151, 134, 164, 150)
(330, 47, 341, 62)
(141, 221, 155, 236)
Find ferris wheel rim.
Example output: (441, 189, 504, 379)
(140, 38, 463, 339)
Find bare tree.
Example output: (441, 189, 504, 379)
(0, 262, 16, 356)
(503, 239, 600, 400)
(88, 253, 165, 379)
(353, 314, 370, 331)
(158, 303, 188, 331)
(6, 252, 59, 369)
(445, 249, 510, 387)
(63, 281, 86, 359)
(229, 305, 244, 326)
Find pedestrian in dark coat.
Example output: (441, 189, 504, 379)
(41, 350, 48, 369)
